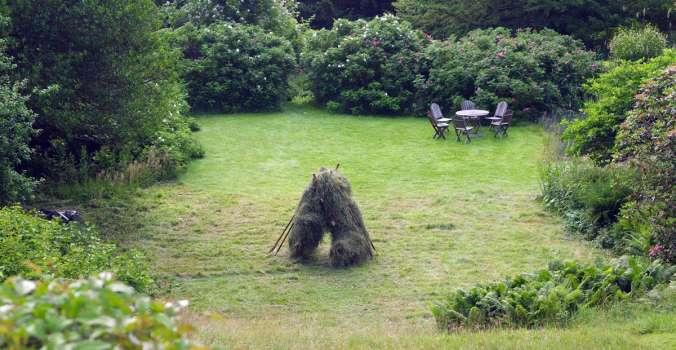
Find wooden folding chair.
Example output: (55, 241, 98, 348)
(461, 100, 476, 110)
(428, 103, 451, 139)
(486, 101, 508, 126)
(491, 110, 512, 137)
(452, 116, 473, 143)
(427, 111, 449, 139)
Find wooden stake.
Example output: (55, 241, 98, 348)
(274, 222, 294, 255)
(268, 213, 295, 254)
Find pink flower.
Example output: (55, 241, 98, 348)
(649, 244, 664, 257)
(423, 32, 433, 42)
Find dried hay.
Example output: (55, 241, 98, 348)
(287, 167, 374, 267)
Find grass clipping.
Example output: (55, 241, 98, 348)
(288, 167, 374, 267)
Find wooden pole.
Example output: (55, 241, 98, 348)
(268, 213, 295, 254)
(274, 222, 294, 255)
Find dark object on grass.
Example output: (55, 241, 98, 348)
(37, 209, 82, 223)
(270, 167, 374, 267)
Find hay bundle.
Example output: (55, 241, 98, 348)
(286, 167, 374, 267)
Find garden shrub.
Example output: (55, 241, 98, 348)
(614, 66, 676, 263)
(609, 26, 668, 61)
(416, 28, 598, 119)
(303, 15, 429, 114)
(0, 206, 152, 292)
(174, 22, 296, 112)
(0, 274, 206, 349)
(0, 19, 36, 205)
(394, 0, 674, 51)
(5, 0, 200, 183)
(561, 49, 675, 165)
(432, 258, 675, 331)
(539, 160, 635, 249)
(304, 19, 597, 117)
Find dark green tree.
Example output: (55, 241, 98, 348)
(3, 0, 197, 181)
(394, 0, 674, 50)
(298, 0, 394, 28)
(0, 15, 35, 204)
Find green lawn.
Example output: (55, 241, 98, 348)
(117, 106, 674, 349)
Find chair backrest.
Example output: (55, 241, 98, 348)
(430, 103, 444, 120)
(461, 100, 475, 110)
(427, 111, 440, 127)
(452, 116, 468, 129)
(502, 111, 513, 124)
(494, 101, 508, 117)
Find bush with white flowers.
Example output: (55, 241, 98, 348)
(0, 274, 205, 349)
(173, 21, 296, 112)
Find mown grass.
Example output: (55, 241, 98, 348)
(87, 105, 674, 349)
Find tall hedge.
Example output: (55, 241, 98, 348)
(173, 22, 296, 112)
(304, 15, 429, 114)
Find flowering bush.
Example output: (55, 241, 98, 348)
(304, 20, 597, 118)
(416, 28, 599, 119)
(614, 66, 675, 263)
(174, 22, 296, 112)
(0, 275, 206, 349)
(303, 15, 429, 114)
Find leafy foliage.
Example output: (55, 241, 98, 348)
(432, 258, 675, 330)
(609, 26, 668, 61)
(4, 0, 200, 183)
(614, 66, 676, 262)
(303, 14, 429, 114)
(394, 0, 675, 50)
(0, 275, 206, 349)
(562, 49, 675, 164)
(304, 19, 597, 117)
(0, 206, 152, 292)
(539, 160, 635, 250)
(163, 0, 296, 31)
(416, 28, 598, 119)
(173, 22, 296, 112)
(0, 17, 35, 205)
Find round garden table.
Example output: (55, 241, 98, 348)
(455, 109, 489, 134)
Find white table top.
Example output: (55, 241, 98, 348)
(456, 109, 489, 117)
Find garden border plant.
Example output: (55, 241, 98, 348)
(432, 257, 675, 331)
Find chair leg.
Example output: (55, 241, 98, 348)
(455, 129, 461, 142)
(465, 131, 471, 143)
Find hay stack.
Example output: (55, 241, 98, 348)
(288, 167, 373, 267)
